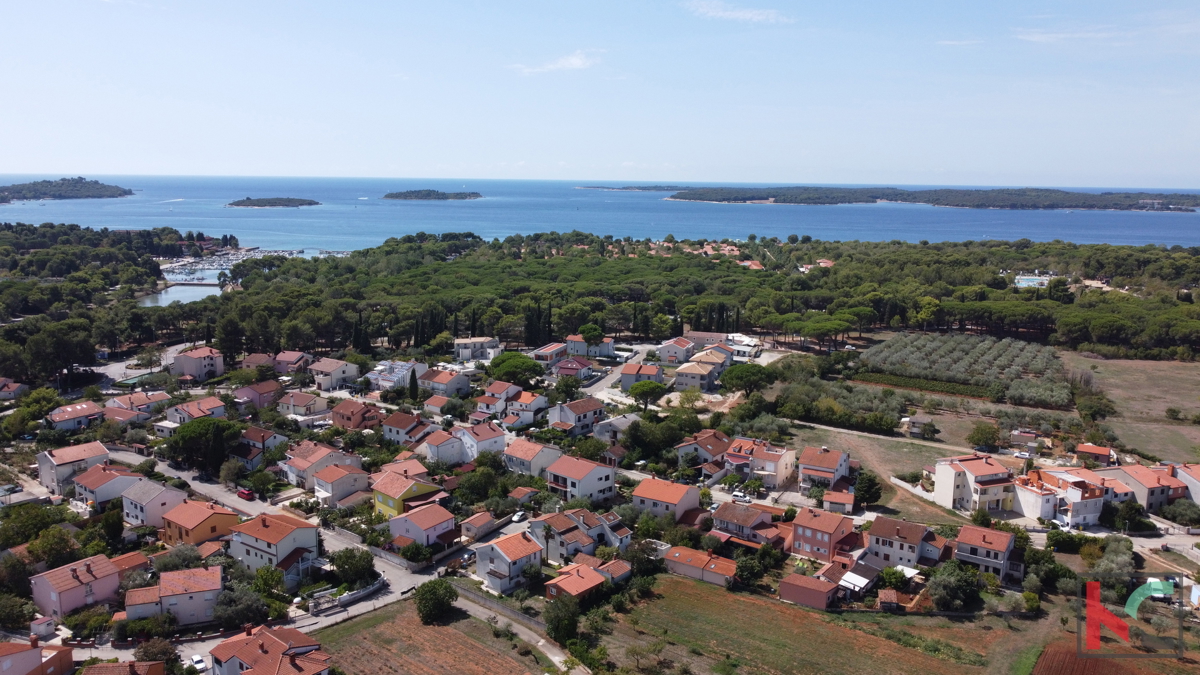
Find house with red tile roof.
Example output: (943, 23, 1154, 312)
(45, 401, 105, 431)
(105, 391, 171, 413)
(30, 554, 119, 619)
(619, 363, 663, 392)
(72, 463, 141, 507)
(80, 661, 163, 675)
(551, 356, 595, 380)
(273, 350, 313, 373)
(866, 516, 951, 569)
(501, 390, 547, 428)
(724, 436, 796, 489)
(102, 406, 150, 427)
(530, 342, 568, 367)
(110, 551, 152, 580)
(370, 473, 443, 519)
(313, 464, 369, 507)
(461, 511, 498, 540)
(477, 532, 543, 594)
(954, 524, 1023, 583)
(331, 399, 383, 431)
(388, 503, 456, 547)
(528, 509, 632, 564)
(1073, 443, 1116, 466)
(233, 380, 283, 410)
(240, 353, 275, 371)
(933, 453, 1015, 512)
(415, 429, 464, 465)
(453, 421, 506, 460)
(673, 361, 718, 392)
(779, 573, 838, 609)
(544, 562, 607, 600)
(675, 429, 733, 468)
(230, 514, 320, 590)
(658, 337, 695, 364)
(632, 478, 700, 522)
(211, 625, 331, 675)
(308, 358, 359, 392)
(790, 508, 858, 563)
(241, 426, 288, 451)
(0, 637, 73, 675)
(712, 502, 785, 549)
(0, 378, 28, 401)
(664, 546, 736, 586)
(381, 411, 433, 446)
(423, 395, 451, 415)
(821, 491, 855, 513)
(164, 396, 226, 426)
(125, 565, 223, 625)
(545, 456, 616, 502)
(546, 397, 606, 437)
(171, 346, 224, 383)
(503, 439, 562, 478)
(797, 446, 851, 490)
(1097, 464, 1187, 513)
(282, 440, 363, 489)
(417, 368, 471, 397)
(276, 391, 329, 424)
(36, 441, 109, 495)
(565, 334, 616, 359)
(161, 500, 240, 546)
(509, 486, 540, 504)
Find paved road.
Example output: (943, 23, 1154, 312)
(95, 343, 193, 388)
(107, 449, 278, 517)
(583, 346, 646, 396)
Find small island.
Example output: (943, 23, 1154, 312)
(666, 186, 1200, 211)
(227, 197, 321, 208)
(578, 185, 693, 192)
(0, 177, 133, 202)
(382, 190, 482, 200)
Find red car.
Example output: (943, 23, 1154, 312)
(236, 488, 255, 501)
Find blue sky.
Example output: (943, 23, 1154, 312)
(3, 1, 1198, 187)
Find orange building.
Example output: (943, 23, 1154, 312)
(161, 500, 240, 546)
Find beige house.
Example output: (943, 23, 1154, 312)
(171, 346, 225, 383)
(309, 358, 359, 391)
(631, 478, 700, 521)
(673, 361, 717, 392)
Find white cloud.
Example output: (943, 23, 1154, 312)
(936, 40, 983, 46)
(684, 1, 792, 24)
(1013, 27, 1119, 43)
(511, 50, 603, 75)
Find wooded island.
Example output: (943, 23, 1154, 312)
(227, 198, 321, 208)
(382, 190, 482, 200)
(0, 177, 133, 203)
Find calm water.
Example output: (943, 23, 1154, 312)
(2, 175, 1200, 251)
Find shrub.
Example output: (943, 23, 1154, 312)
(414, 579, 458, 624)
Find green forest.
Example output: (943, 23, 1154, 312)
(667, 186, 1200, 211)
(227, 197, 320, 207)
(0, 177, 133, 203)
(4, 226, 1200, 389)
(382, 190, 483, 200)
(578, 185, 693, 191)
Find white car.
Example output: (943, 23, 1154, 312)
(511, 510, 527, 523)
(731, 491, 747, 500)
(190, 655, 208, 672)
(1014, 451, 1031, 460)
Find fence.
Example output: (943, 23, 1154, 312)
(889, 476, 936, 502)
(339, 577, 388, 607)
(450, 580, 546, 632)
(368, 546, 419, 569)
(327, 526, 363, 544)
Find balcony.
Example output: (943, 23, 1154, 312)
(486, 568, 508, 580)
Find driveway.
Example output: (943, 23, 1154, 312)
(107, 449, 279, 517)
(583, 347, 645, 396)
(95, 343, 193, 388)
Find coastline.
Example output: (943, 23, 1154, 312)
(661, 196, 1195, 212)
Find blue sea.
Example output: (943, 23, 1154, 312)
(2, 175, 1199, 253)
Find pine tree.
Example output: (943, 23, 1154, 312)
(408, 369, 418, 401)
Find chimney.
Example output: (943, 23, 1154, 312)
(70, 567, 79, 581)
(289, 655, 297, 667)
(244, 624, 254, 636)
(84, 561, 92, 575)
(29, 635, 38, 648)
(258, 640, 267, 654)
(128, 663, 137, 675)
(261, 516, 268, 527)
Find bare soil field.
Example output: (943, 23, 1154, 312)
(609, 575, 979, 675)
(788, 425, 971, 524)
(313, 601, 548, 675)
(1032, 639, 1196, 675)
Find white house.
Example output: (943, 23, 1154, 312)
(477, 531, 543, 594)
(72, 463, 142, 508)
(388, 503, 456, 547)
(619, 364, 664, 392)
(165, 396, 226, 425)
(45, 401, 105, 431)
(37, 441, 109, 495)
(276, 391, 330, 428)
(865, 516, 950, 569)
(105, 391, 171, 413)
(171, 346, 225, 383)
(546, 397, 606, 437)
(594, 413, 640, 445)
(933, 454, 1015, 512)
(125, 565, 224, 626)
(658, 337, 695, 364)
(631, 478, 701, 522)
(417, 368, 471, 397)
(797, 446, 851, 490)
(282, 440, 363, 489)
(673, 362, 717, 392)
(453, 421, 506, 461)
(228, 514, 320, 590)
(502, 439, 562, 478)
(454, 336, 502, 362)
(313, 464, 370, 507)
(308, 358, 359, 392)
(500, 390, 547, 428)
(122, 479, 188, 528)
(381, 411, 433, 446)
(528, 508, 632, 564)
(565, 334, 616, 359)
(365, 359, 428, 391)
(545, 456, 617, 503)
(416, 430, 467, 465)
(530, 342, 568, 367)
(954, 524, 1023, 583)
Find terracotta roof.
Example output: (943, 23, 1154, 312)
(545, 563, 606, 596)
(104, 408, 143, 423)
(242, 427, 280, 445)
(425, 395, 450, 408)
(47, 401, 105, 423)
(674, 361, 715, 376)
(689, 351, 726, 364)
(792, 507, 853, 535)
(599, 559, 632, 577)
(563, 397, 604, 415)
(632, 478, 695, 505)
(878, 589, 900, 604)
(486, 381, 516, 395)
(276, 350, 309, 363)
(492, 532, 543, 561)
(284, 445, 339, 472)
(823, 491, 854, 505)
(461, 512, 494, 528)
(309, 358, 349, 374)
(197, 541, 225, 558)
(32, 554, 118, 593)
(458, 421, 505, 442)
(159, 565, 223, 595)
(419, 369, 459, 385)
(780, 573, 837, 594)
(620, 364, 661, 376)
(332, 398, 376, 416)
(422, 429, 457, 447)
(372, 473, 437, 500)
(313, 464, 367, 483)
(677, 429, 732, 455)
(1117, 465, 1186, 491)
(713, 502, 767, 528)
(955, 524, 1013, 551)
(108, 391, 171, 409)
(163, 500, 237, 530)
(377, 459, 427, 478)
(513, 391, 541, 405)
(73, 463, 138, 490)
(0, 644, 35, 657)
(111, 551, 151, 573)
(547, 456, 610, 480)
(798, 446, 845, 470)
(1074, 443, 1114, 458)
(80, 663, 164, 675)
(944, 454, 1011, 477)
(241, 380, 282, 397)
(210, 627, 329, 675)
(399, 503, 455, 531)
(172, 396, 225, 419)
(231, 514, 317, 545)
(505, 438, 552, 461)
(665, 546, 736, 577)
(872, 516, 931, 545)
(278, 391, 319, 407)
(664, 337, 694, 349)
(509, 486, 539, 499)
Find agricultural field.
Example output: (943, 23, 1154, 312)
(313, 600, 550, 675)
(607, 575, 1075, 675)
(1061, 351, 1200, 463)
(858, 333, 1072, 408)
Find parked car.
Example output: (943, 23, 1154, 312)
(707, 503, 719, 512)
(512, 510, 527, 523)
(190, 655, 208, 671)
(734, 496, 753, 504)
(236, 488, 256, 501)
(1014, 451, 1031, 460)
(461, 550, 476, 564)
(731, 491, 747, 500)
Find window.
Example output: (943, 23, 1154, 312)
(970, 546, 979, 556)
(211, 525, 217, 533)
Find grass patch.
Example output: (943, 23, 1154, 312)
(1009, 643, 1045, 675)
(827, 616, 987, 666)
(313, 603, 402, 647)
(851, 372, 991, 398)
